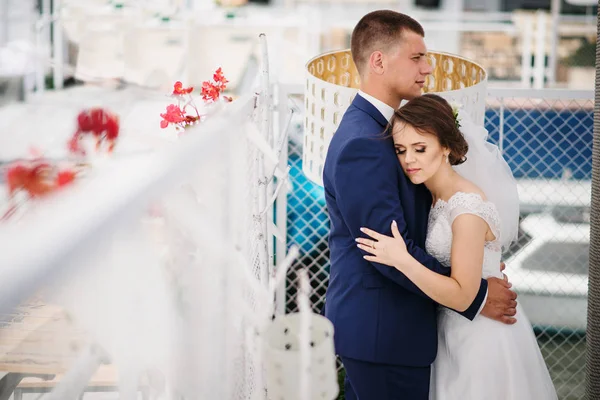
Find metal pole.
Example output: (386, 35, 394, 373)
(52, 0, 63, 90)
(34, 18, 46, 93)
(533, 10, 547, 89)
(35, 0, 52, 93)
(0, 0, 9, 47)
(586, 5, 600, 398)
(499, 97, 505, 154)
(258, 33, 272, 287)
(298, 268, 311, 400)
(42, 0, 51, 49)
(521, 15, 533, 88)
(275, 84, 290, 315)
(548, 0, 561, 87)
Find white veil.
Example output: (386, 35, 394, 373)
(452, 107, 520, 251)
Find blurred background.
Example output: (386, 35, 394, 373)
(0, 0, 596, 399)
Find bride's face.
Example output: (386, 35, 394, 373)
(392, 121, 449, 184)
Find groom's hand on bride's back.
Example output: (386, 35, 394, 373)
(481, 263, 518, 324)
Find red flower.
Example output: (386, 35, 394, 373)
(200, 68, 229, 103)
(103, 114, 120, 152)
(6, 164, 29, 195)
(160, 70, 229, 133)
(104, 116, 119, 140)
(77, 110, 95, 133)
(24, 163, 53, 197)
(5, 161, 78, 202)
(213, 68, 228, 89)
(201, 81, 221, 103)
(56, 170, 76, 187)
(5, 162, 54, 198)
(71, 108, 120, 154)
(160, 104, 186, 128)
(90, 109, 106, 137)
(172, 81, 194, 96)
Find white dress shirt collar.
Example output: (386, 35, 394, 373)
(357, 90, 396, 122)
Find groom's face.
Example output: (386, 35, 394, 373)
(384, 31, 432, 101)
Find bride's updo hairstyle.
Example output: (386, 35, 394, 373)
(391, 94, 468, 166)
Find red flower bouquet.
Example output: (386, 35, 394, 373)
(160, 68, 231, 132)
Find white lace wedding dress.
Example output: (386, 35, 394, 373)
(426, 192, 557, 400)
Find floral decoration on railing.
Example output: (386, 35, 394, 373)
(2, 160, 79, 220)
(68, 108, 120, 156)
(1, 68, 231, 221)
(2, 107, 120, 221)
(160, 67, 231, 132)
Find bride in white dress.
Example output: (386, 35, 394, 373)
(356, 94, 557, 399)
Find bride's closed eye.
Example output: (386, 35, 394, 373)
(395, 147, 426, 155)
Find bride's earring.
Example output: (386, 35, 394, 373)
(445, 153, 449, 164)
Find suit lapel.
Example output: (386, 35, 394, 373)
(351, 93, 389, 128)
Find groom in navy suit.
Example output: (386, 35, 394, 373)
(322, 11, 518, 399)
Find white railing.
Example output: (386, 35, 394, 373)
(0, 31, 343, 399)
(0, 96, 255, 315)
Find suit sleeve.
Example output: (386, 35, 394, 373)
(334, 136, 487, 320)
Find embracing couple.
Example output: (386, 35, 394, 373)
(322, 10, 558, 400)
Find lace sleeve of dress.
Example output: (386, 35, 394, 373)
(447, 192, 501, 245)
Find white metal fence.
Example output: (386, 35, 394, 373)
(0, 93, 282, 398)
(0, 32, 298, 399)
(278, 85, 593, 399)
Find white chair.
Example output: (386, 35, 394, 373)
(186, 23, 307, 91)
(123, 25, 187, 89)
(185, 25, 259, 91)
(74, 14, 133, 82)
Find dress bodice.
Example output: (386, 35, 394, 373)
(425, 192, 503, 280)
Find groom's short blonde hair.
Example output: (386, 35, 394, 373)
(351, 10, 425, 75)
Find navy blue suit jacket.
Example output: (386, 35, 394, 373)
(322, 94, 488, 367)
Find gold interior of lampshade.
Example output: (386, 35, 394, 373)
(306, 49, 487, 92)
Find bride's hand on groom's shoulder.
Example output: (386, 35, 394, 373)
(481, 272, 518, 325)
(355, 221, 410, 269)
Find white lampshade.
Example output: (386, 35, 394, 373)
(263, 313, 339, 400)
(303, 50, 488, 186)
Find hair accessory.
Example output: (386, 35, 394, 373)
(449, 102, 462, 129)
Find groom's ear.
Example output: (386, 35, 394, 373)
(369, 51, 385, 75)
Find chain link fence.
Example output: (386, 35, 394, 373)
(283, 88, 593, 399)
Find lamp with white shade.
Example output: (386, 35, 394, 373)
(302, 49, 488, 186)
